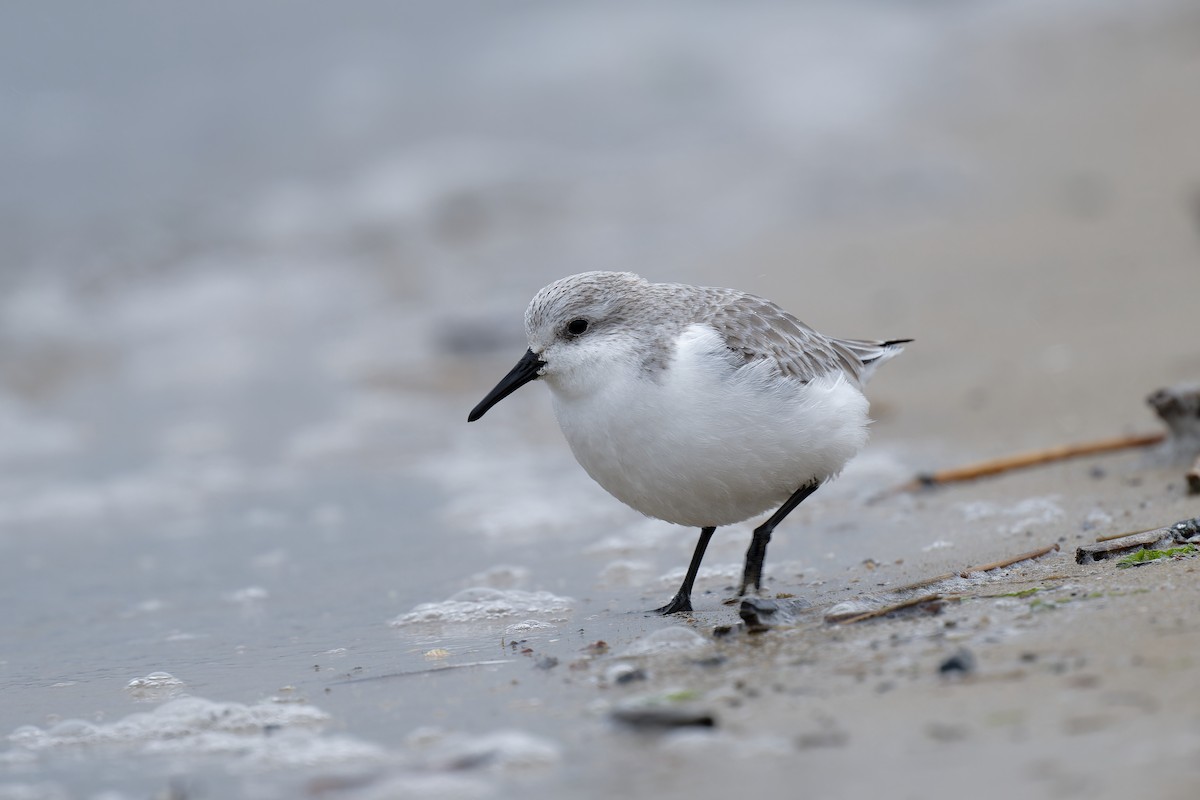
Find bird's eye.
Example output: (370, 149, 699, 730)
(566, 319, 589, 336)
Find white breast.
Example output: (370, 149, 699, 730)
(549, 324, 870, 528)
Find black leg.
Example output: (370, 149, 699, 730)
(739, 480, 820, 596)
(654, 526, 717, 614)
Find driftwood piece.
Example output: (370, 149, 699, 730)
(1075, 530, 1176, 564)
(1075, 517, 1200, 564)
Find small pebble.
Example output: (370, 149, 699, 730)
(938, 648, 976, 675)
(610, 705, 716, 730)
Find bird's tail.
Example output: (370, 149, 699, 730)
(835, 337, 911, 385)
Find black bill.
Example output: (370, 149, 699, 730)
(467, 349, 545, 422)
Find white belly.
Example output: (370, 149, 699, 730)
(550, 325, 870, 528)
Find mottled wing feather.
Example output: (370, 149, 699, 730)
(833, 337, 904, 366)
(691, 288, 864, 384)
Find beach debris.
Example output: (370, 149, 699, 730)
(896, 433, 1164, 491)
(1148, 384, 1200, 489)
(330, 660, 514, 685)
(1115, 544, 1198, 568)
(610, 705, 717, 730)
(1075, 517, 1200, 564)
(738, 596, 810, 631)
(938, 648, 976, 675)
(610, 692, 717, 730)
(827, 593, 944, 625)
(823, 542, 1061, 625)
(960, 544, 1061, 577)
(620, 626, 710, 656)
(605, 663, 647, 685)
(887, 543, 1061, 595)
(893, 383, 1200, 492)
(1146, 384, 1200, 444)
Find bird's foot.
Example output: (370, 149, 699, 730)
(653, 592, 693, 615)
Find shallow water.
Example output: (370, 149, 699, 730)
(2, 1, 1197, 798)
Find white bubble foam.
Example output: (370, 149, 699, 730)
(619, 626, 710, 657)
(8, 696, 388, 774)
(125, 671, 185, 703)
(142, 727, 386, 769)
(125, 672, 184, 691)
(9, 696, 329, 751)
(503, 620, 556, 635)
(391, 589, 573, 629)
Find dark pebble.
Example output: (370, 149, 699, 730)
(614, 668, 647, 685)
(938, 648, 976, 675)
(610, 706, 717, 730)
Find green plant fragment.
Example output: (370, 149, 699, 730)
(1115, 544, 1198, 568)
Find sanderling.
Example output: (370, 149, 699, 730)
(469, 271, 908, 614)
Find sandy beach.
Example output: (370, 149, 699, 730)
(2, 2, 1199, 799)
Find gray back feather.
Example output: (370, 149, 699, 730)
(676, 284, 904, 387)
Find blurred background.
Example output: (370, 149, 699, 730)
(3, 1, 1197, 452)
(2, 0, 1199, 796)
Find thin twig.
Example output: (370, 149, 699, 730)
(829, 544, 1061, 624)
(883, 543, 1061, 594)
(834, 593, 943, 625)
(1096, 526, 1157, 542)
(330, 659, 514, 685)
(959, 543, 1061, 577)
(898, 432, 1165, 491)
(888, 572, 957, 594)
